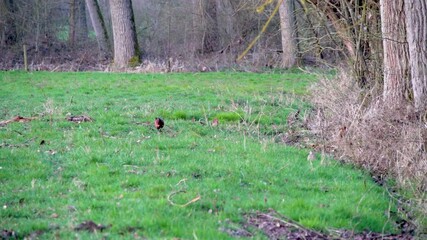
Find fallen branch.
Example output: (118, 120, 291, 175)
(259, 210, 328, 239)
(167, 190, 201, 207)
(0, 116, 37, 126)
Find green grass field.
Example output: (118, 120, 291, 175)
(0, 71, 399, 239)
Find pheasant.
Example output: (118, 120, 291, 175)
(211, 118, 219, 127)
(154, 117, 164, 130)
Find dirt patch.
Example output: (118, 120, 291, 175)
(245, 210, 328, 239)
(1, 229, 17, 239)
(74, 220, 109, 232)
(223, 210, 414, 240)
(26, 230, 44, 239)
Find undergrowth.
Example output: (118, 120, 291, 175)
(309, 70, 427, 236)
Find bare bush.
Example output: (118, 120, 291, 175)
(309, 70, 427, 231)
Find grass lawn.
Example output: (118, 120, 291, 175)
(0, 71, 399, 239)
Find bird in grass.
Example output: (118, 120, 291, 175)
(154, 117, 164, 130)
(211, 118, 219, 127)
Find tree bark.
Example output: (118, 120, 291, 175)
(109, 0, 140, 69)
(215, 0, 235, 48)
(69, 0, 87, 47)
(69, 0, 76, 47)
(380, 0, 410, 105)
(76, 0, 88, 42)
(203, 0, 220, 53)
(86, 0, 111, 59)
(405, 0, 427, 112)
(279, 0, 297, 68)
(190, 0, 204, 58)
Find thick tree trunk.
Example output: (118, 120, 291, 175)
(380, 0, 410, 105)
(109, 0, 140, 69)
(215, 0, 236, 64)
(69, 0, 76, 46)
(203, 0, 220, 53)
(279, 0, 297, 68)
(405, 0, 427, 112)
(86, 0, 111, 59)
(215, 0, 235, 48)
(69, 0, 87, 47)
(190, 0, 203, 57)
(76, 0, 88, 42)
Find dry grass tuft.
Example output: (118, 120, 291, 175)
(308, 70, 427, 233)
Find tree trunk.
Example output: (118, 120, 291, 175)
(86, 0, 111, 59)
(109, 0, 140, 69)
(203, 0, 220, 53)
(69, 0, 76, 47)
(279, 0, 297, 68)
(380, 0, 410, 105)
(190, 0, 203, 58)
(76, 0, 88, 42)
(215, 0, 235, 48)
(405, 0, 427, 112)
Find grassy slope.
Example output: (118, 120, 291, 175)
(0, 71, 398, 239)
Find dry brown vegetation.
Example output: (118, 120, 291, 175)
(309, 70, 427, 235)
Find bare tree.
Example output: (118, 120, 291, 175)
(76, 0, 88, 41)
(380, 0, 410, 105)
(68, 0, 77, 47)
(86, 0, 112, 58)
(202, 0, 220, 53)
(405, 0, 427, 112)
(305, 0, 381, 88)
(190, 0, 204, 58)
(279, 0, 297, 68)
(109, 0, 140, 68)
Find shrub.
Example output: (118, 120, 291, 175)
(308, 70, 427, 234)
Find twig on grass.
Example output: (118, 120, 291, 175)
(167, 190, 201, 207)
(176, 178, 188, 186)
(258, 210, 328, 239)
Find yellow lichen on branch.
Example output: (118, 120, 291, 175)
(237, 0, 284, 62)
